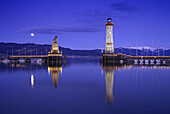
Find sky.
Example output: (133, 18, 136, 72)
(0, 0, 170, 49)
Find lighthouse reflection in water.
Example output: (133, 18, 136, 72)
(102, 64, 131, 104)
(103, 65, 114, 103)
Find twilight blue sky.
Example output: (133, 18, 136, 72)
(0, 0, 170, 49)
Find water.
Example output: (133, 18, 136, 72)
(0, 59, 170, 114)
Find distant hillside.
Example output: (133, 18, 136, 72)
(0, 42, 170, 56)
(0, 42, 102, 56)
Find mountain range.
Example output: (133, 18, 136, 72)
(0, 42, 170, 56)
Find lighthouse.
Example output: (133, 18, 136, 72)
(105, 18, 114, 53)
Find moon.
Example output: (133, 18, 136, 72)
(31, 33, 34, 37)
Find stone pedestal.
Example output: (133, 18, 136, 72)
(48, 53, 63, 65)
(102, 53, 128, 65)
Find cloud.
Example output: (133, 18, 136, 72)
(72, 2, 139, 24)
(76, 9, 110, 17)
(19, 25, 103, 34)
(111, 2, 139, 12)
(75, 2, 139, 17)
(72, 9, 126, 25)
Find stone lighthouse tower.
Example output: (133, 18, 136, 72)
(105, 18, 114, 53)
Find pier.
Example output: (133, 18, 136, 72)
(4, 36, 63, 64)
(102, 18, 170, 65)
(102, 53, 170, 65)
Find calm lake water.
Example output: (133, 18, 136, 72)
(0, 58, 170, 114)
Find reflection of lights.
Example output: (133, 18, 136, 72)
(48, 67, 63, 74)
(61, 68, 62, 74)
(48, 67, 51, 75)
(31, 74, 34, 88)
(101, 69, 103, 75)
(105, 70, 114, 103)
(16, 64, 25, 68)
(153, 65, 157, 68)
(48, 66, 63, 88)
(11, 64, 14, 67)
